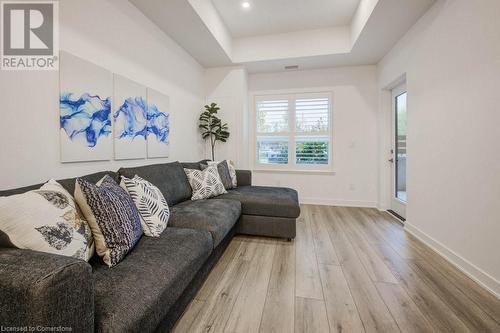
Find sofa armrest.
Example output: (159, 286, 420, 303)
(236, 170, 252, 186)
(0, 248, 94, 332)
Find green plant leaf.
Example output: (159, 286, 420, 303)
(200, 102, 230, 153)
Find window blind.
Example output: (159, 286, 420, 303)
(256, 99, 289, 133)
(295, 97, 329, 132)
(254, 92, 332, 169)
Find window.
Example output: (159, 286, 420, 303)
(254, 92, 332, 171)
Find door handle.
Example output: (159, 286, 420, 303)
(388, 158, 394, 163)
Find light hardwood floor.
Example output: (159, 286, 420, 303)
(172, 205, 500, 333)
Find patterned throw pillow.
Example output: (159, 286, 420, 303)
(120, 175, 169, 237)
(75, 175, 142, 267)
(184, 165, 227, 200)
(202, 160, 233, 190)
(208, 160, 237, 187)
(0, 180, 94, 261)
(227, 160, 237, 187)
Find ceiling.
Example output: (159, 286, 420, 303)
(211, 0, 361, 38)
(131, 0, 436, 72)
(129, 0, 232, 67)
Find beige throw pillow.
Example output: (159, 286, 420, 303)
(0, 179, 94, 261)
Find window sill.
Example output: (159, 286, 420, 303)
(252, 168, 336, 175)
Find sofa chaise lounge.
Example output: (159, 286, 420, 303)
(0, 161, 300, 332)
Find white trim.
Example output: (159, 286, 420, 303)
(252, 169, 336, 175)
(404, 222, 500, 299)
(299, 197, 377, 207)
(394, 197, 406, 205)
(390, 82, 407, 219)
(250, 87, 336, 96)
(377, 205, 390, 211)
(383, 73, 407, 91)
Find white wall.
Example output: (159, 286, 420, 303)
(377, 0, 500, 295)
(232, 26, 351, 63)
(204, 67, 249, 168)
(0, 0, 205, 190)
(248, 66, 379, 206)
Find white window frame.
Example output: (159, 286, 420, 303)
(251, 90, 334, 173)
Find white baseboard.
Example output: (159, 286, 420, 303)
(377, 204, 390, 211)
(405, 222, 500, 299)
(299, 197, 377, 208)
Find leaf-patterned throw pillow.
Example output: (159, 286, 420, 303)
(75, 175, 142, 267)
(208, 160, 237, 187)
(184, 165, 227, 200)
(0, 179, 94, 261)
(202, 160, 233, 190)
(120, 175, 169, 237)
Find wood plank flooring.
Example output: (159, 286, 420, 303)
(172, 205, 500, 333)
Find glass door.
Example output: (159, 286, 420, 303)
(391, 83, 407, 219)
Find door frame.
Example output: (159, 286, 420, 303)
(390, 83, 407, 219)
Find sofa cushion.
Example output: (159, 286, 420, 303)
(213, 185, 300, 218)
(180, 160, 210, 170)
(92, 227, 212, 333)
(59, 171, 118, 196)
(169, 199, 240, 247)
(118, 162, 191, 206)
(0, 248, 94, 332)
(0, 171, 118, 197)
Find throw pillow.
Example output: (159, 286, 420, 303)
(184, 165, 227, 200)
(0, 179, 94, 261)
(75, 175, 142, 267)
(208, 160, 237, 187)
(227, 160, 237, 187)
(120, 175, 169, 237)
(202, 160, 233, 190)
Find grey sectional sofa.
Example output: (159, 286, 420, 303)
(0, 161, 300, 332)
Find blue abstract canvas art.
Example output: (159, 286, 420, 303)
(60, 52, 113, 162)
(60, 53, 171, 162)
(60, 93, 112, 147)
(147, 104, 170, 144)
(147, 88, 170, 158)
(114, 97, 148, 140)
(113, 75, 148, 160)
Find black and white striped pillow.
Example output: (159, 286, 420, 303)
(120, 175, 169, 237)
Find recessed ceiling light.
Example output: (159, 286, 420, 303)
(241, 2, 251, 9)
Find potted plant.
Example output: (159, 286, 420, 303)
(199, 103, 230, 160)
